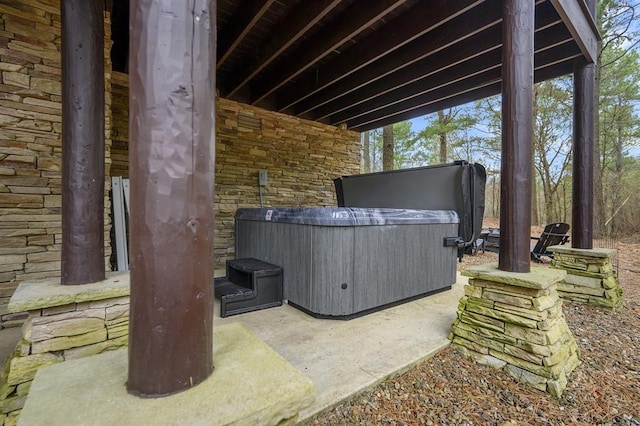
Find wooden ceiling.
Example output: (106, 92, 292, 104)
(112, 0, 598, 132)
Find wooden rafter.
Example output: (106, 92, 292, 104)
(223, 0, 342, 98)
(295, 3, 505, 117)
(326, 22, 574, 125)
(348, 54, 580, 131)
(274, 0, 484, 112)
(203, 0, 599, 131)
(550, 0, 599, 63)
(217, 0, 276, 69)
(249, 0, 408, 104)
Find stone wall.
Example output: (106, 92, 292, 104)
(0, 2, 360, 302)
(110, 71, 128, 179)
(106, 81, 362, 271)
(0, 273, 129, 424)
(0, 2, 114, 326)
(214, 97, 361, 269)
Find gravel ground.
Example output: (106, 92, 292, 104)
(309, 224, 640, 425)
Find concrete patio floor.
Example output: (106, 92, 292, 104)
(3, 274, 466, 424)
(215, 274, 466, 422)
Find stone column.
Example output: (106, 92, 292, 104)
(499, 0, 534, 273)
(450, 264, 580, 397)
(127, 0, 216, 397)
(60, 0, 105, 285)
(550, 246, 623, 310)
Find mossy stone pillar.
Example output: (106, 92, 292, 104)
(450, 264, 579, 397)
(549, 246, 623, 310)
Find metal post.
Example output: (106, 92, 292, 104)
(127, 0, 216, 397)
(61, 0, 106, 285)
(572, 0, 596, 249)
(499, 0, 534, 273)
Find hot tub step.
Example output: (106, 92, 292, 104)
(214, 258, 283, 317)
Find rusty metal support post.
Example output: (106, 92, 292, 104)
(572, 0, 596, 249)
(499, 0, 534, 273)
(127, 0, 216, 397)
(61, 0, 105, 285)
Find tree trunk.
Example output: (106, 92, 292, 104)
(531, 167, 539, 226)
(593, 40, 604, 238)
(612, 121, 623, 234)
(363, 131, 371, 173)
(382, 124, 394, 171)
(437, 110, 447, 163)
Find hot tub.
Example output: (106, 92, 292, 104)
(235, 207, 459, 318)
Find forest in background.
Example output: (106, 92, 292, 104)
(361, 0, 640, 238)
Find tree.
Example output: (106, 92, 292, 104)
(382, 125, 394, 170)
(362, 131, 371, 173)
(594, 0, 640, 236)
(532, 79, 573, 223)
(417, 107, 476, 164)
(471, 79, 574, 224)
(364, 121, 418, 171)
(598, 44, 640, 234)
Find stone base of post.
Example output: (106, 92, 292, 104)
(549, 246, 623, 310)
(449, 263, 579, 398)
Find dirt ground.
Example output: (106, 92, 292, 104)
(310, 219, 640, 425)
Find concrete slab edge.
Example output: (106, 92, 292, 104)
(298, 343, 451, 424)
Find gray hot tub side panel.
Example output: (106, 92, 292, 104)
(235, 221, 314, 309)
(235, 218, 458, 317)
(352, 224, 458, 312)
(235, 221, 356, 316)
(309, 226, 356, 316)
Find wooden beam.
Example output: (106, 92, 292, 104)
(296, 0, 514, 117)
(332, 51, 503, 125)
(550, 0, 599, 63)
(572, 62, 595, 248)
(499, 0, 534, 273)
(318, 18, 568, 123)
(284, 0, 555, 116)
(274, 0, 485, 112)
(571, 0, 597, 248)
(352, 82, 501, 132)
(61, 0, 105, 285)
(249, 0, 408, 104)
(223, 0, 341, 98)
(351, 60, 575, 132)
(128, 0, 215, 397)
(344, 45, 581, 129)
(217, 0, 275, 69)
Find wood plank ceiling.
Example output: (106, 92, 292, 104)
(113, 0, 595, 132)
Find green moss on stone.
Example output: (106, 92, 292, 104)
(462, 264, 565, 289)
(466, 304, 538, 329)
(31, 329, 107, 354)
(7, 353, 62, 386)
(8, 273, 130, 314)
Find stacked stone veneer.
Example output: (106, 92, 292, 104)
(110, 71, 129, 179)
(1, 3, 360, 309)
(0, 2, 114, 325)
(550, 246, 623, 310)
(0, 273, 129, 424)
(450, 264, 580, 397)
(112, 93, 360, 271)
